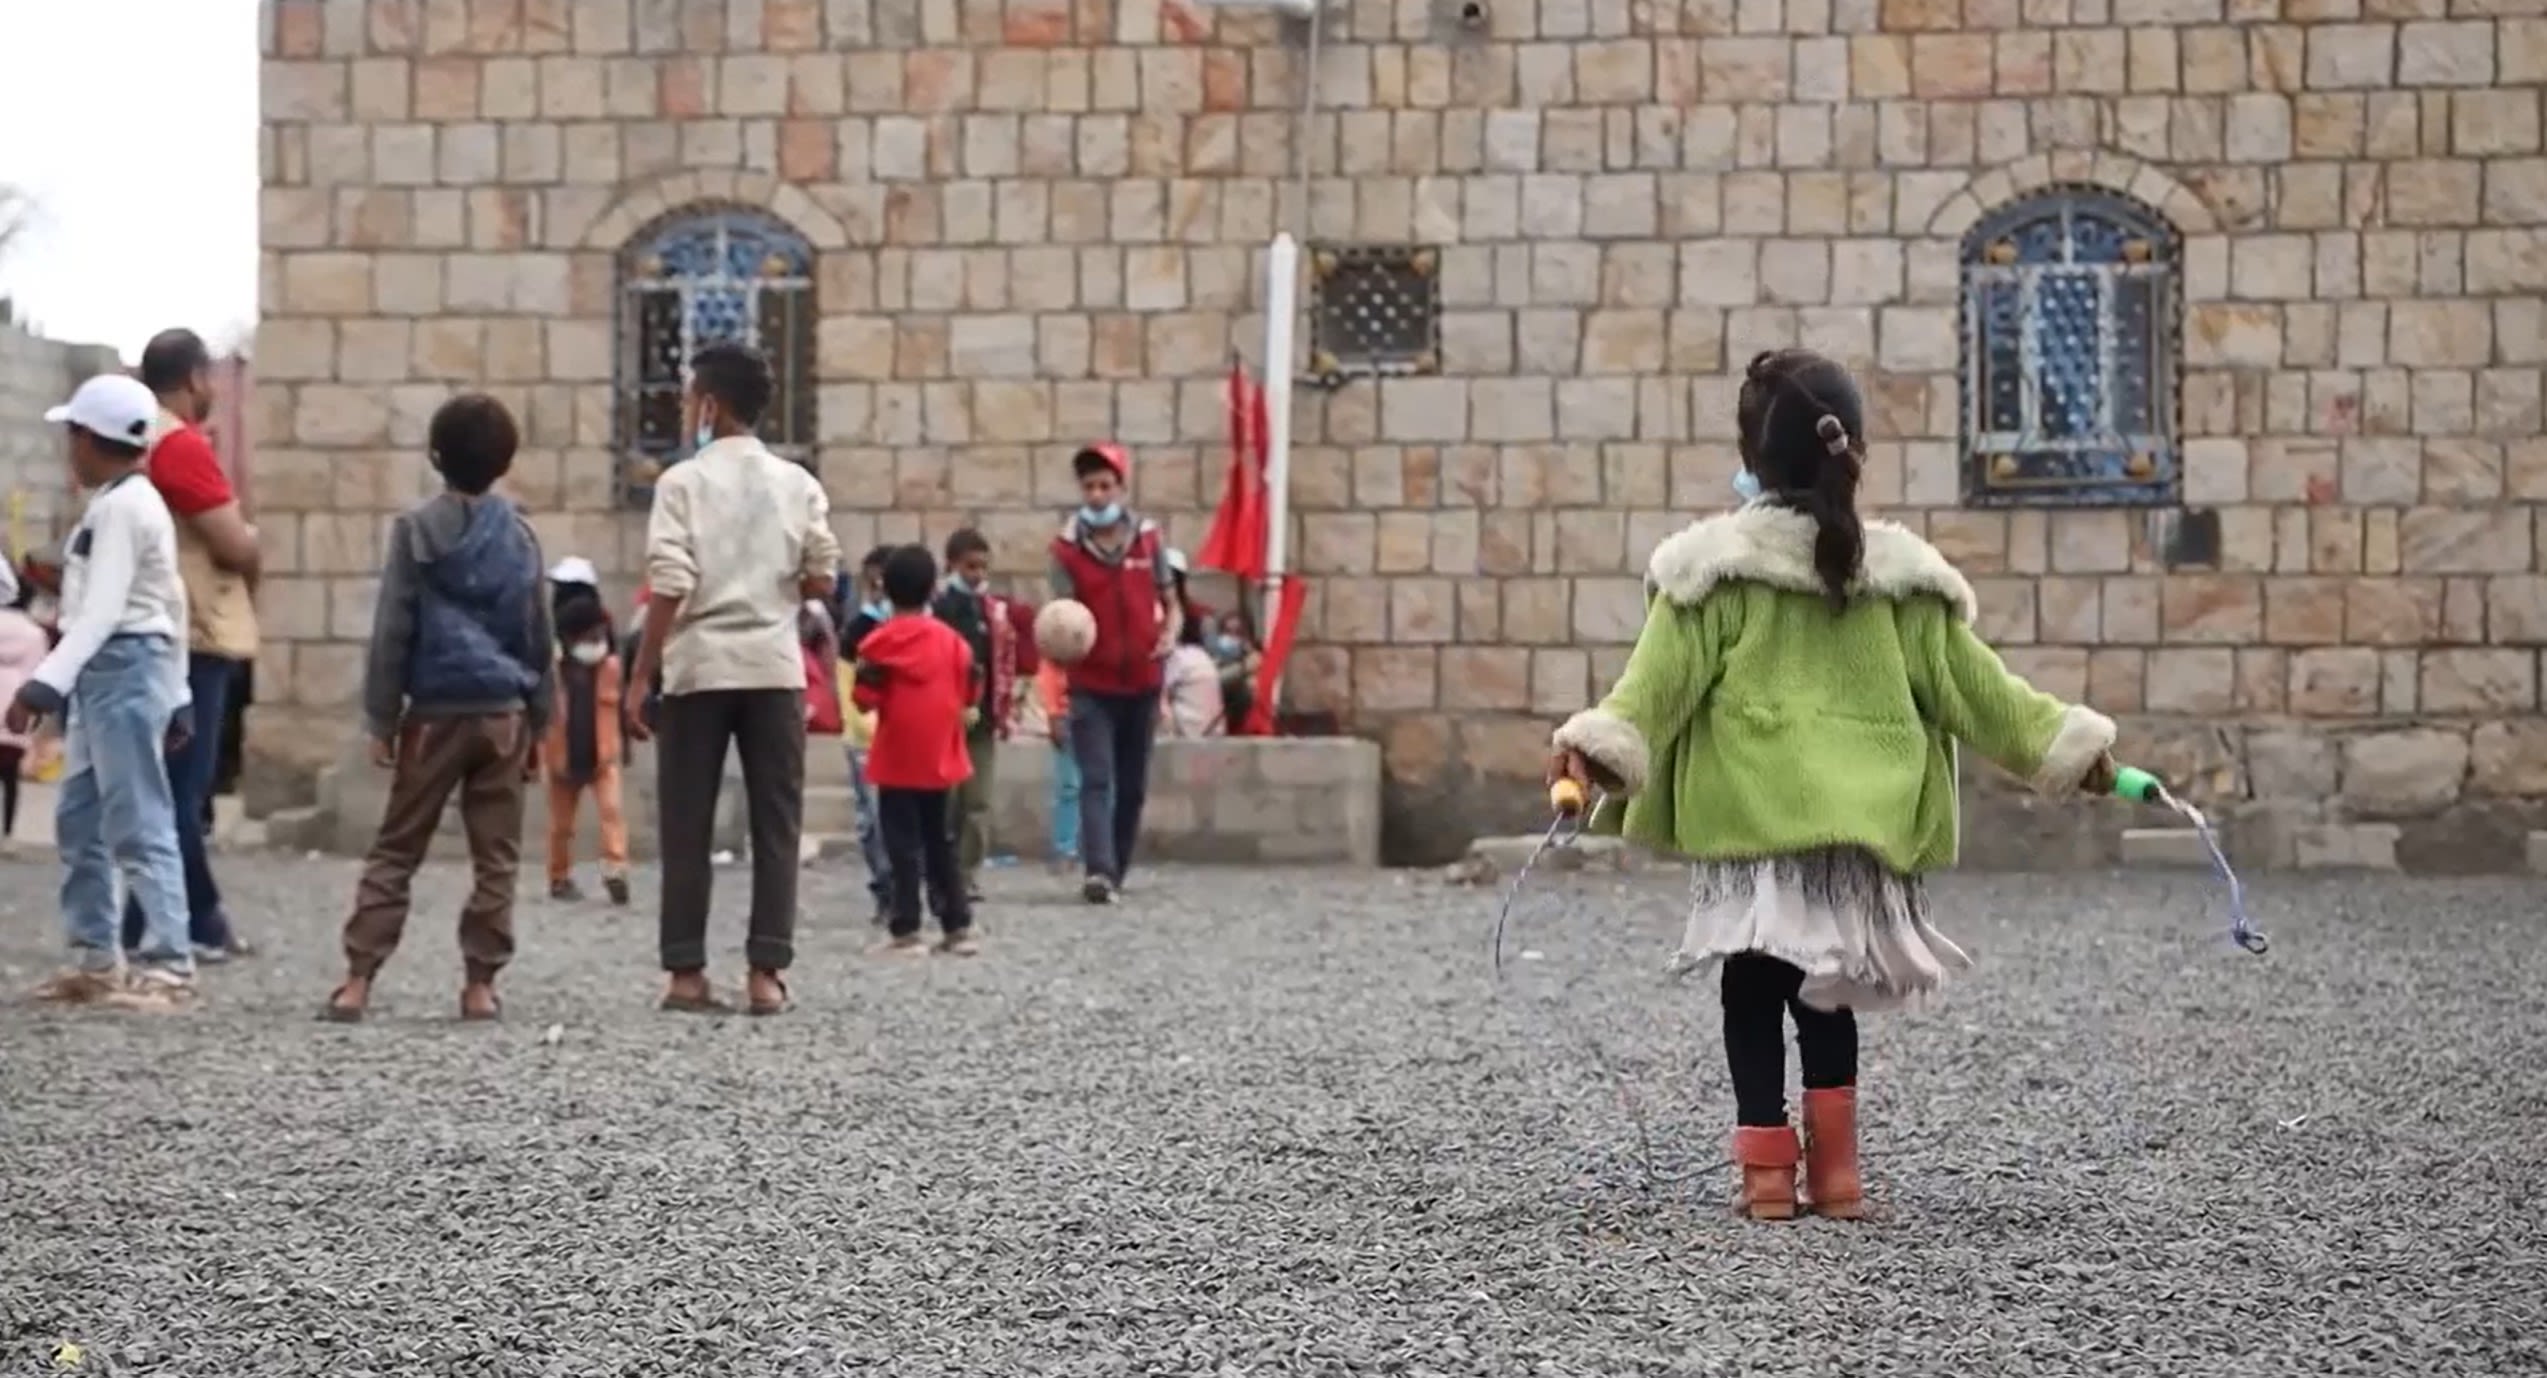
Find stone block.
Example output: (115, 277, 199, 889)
(2528, 831, 2547, 875)
(2120, 828, 2209, 869)
(2292, 823, 2402, 872)
(2340, 728, 2470, 816)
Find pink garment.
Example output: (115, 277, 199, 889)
(0, 609, 47, 749)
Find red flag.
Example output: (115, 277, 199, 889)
(1240, 575, 1307, 737)
(1196, 359, 1268, 580)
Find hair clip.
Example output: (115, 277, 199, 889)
(1815, 414, 1850, 455)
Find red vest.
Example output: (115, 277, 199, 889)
(1051, 523, 1166, 697)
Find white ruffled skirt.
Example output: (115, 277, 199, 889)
(1665, 847, 1971, 1014)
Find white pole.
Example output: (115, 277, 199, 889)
(1258, 233, 1297, 719)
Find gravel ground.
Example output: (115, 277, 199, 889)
(2, 851, 2543, 1377)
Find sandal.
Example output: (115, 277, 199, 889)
(745, 972, 791, 1018)
(657, 983, 732, 1015)
(459, 988, 502, 1023)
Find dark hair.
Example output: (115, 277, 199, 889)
(138, 329, 211, 394)
(859, 544, 892, 573)
(427, 393, 520, 495)
(880, 543, 938, 611)
(557, 592, 610, 642)
(70, 425, 148, 463)
(944, 527, 990, 564)
(1071, 446, 1120, 480)
(688, 342, 773, 428)
(1738, 349, 1865, 612)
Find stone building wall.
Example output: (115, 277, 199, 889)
(255, 0, 2546, 866)
(0, 320, 122, 557)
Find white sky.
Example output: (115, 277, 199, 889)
(0, 1, 260, 361)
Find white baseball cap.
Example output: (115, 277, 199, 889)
(547, 556, 598, 586)
(1165, 548, 1189, 575)
(45, 374, 157, 449)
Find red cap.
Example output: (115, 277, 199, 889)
(1072, 443, 1130, 481)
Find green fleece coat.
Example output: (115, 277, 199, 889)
(1553, 504, 2115, 876)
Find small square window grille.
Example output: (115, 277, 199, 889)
(1308, 245, 1441, 380)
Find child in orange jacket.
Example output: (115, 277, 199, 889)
(545, 593, 629, 904)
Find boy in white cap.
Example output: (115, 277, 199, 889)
(5, 375, 198, 1010)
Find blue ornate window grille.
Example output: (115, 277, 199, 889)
(1960, 187, 2179, 507)
(615, 207, 817, 503)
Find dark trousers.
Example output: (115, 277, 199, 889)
(0, 744, 19, 837)
(877, 786, 971, 939)
(1722, 953, 1859, 1128)
(656, 688, 803, 974)
(341, 712, 528, 981)
(121, 654, 239, 952)
(1067, 688, 1159, 884)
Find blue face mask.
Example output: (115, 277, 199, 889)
(693, 424, 714, 453)
(948, 573, 983, 595)
(1731, 468, 1764, 503)
(1080, 502, 1123, 528)
(860, 599, 888, 622)
(1210, 634, 1243, 663)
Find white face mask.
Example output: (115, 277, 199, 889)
(569, 641, 609, 666)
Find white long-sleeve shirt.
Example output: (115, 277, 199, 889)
(32, 470, 191, 711)
(642, 435, 839, 696)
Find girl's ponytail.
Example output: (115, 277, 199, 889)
(1803, 414, 1864, 613)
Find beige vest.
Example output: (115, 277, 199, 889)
(149, 409, 260, 661)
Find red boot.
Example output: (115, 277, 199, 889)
(1800, 1087, 1865, 1219)
(1731, 1124, 1799, 1221)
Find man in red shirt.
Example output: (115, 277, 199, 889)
(1046, 442, 1179, 906)
(119, 329, 262, 961)
(853, 544, 980, 957)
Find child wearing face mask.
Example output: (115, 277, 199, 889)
(1158, 554, 1226, 738)
(544, 593, 629, 905)
(930, 527, 1036, 903)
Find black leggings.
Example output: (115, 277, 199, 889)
(876, 786, 970, 939)
(0, 745, 20, 838)
(1722, 953, 1858, 1127)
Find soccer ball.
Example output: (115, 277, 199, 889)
(1034, 598, 1098, 664)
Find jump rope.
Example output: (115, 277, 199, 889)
(1489, 767, 2267, 1192)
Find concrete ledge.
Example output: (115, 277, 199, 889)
(2526, 831, 2547, 875)
(2293, 823, 2401, 872)
(312, 737, 746, 860)
(300, 734, 1382, 867)
(1446, 833, 1642, 886)
(2120, 828, 2208, 869)
(989, 736, 1382, 866)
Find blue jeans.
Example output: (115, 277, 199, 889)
(58, 635, 193, 978)
(120, 653, 237, 953)
(846, 745, 890, 909)
(1067, 688, 1159, 884)
(1049, 745, 1081, 861)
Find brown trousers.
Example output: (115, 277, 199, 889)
(343, 712, 530, 982)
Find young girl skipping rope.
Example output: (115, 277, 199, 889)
(1547, 348, 2120, 1222)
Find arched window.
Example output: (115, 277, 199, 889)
(1960, 187, 2179, 507)
(616, 206, 817, 501)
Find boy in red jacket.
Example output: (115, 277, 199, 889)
(852, 545, 980, 957)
